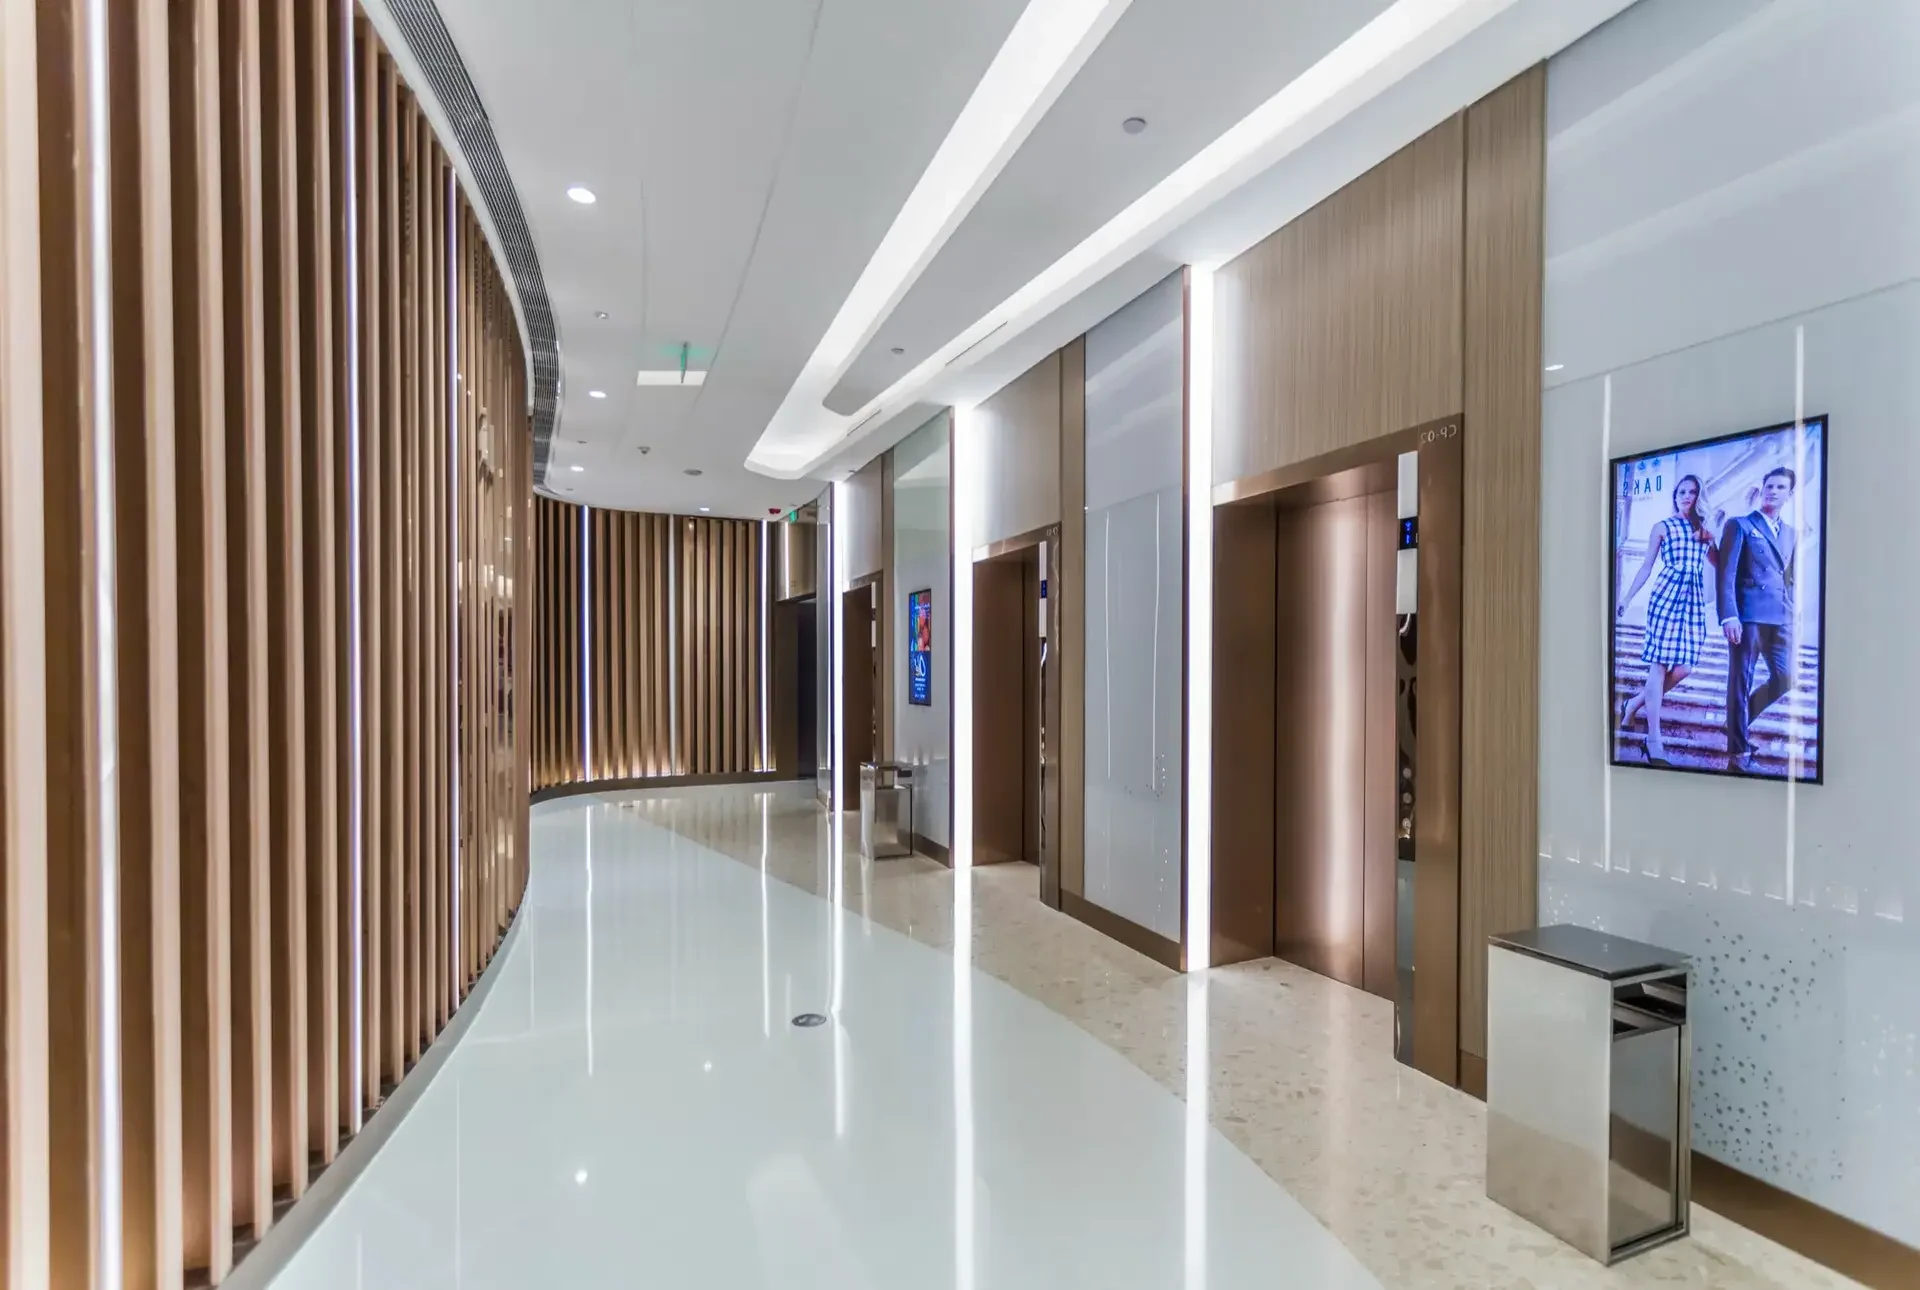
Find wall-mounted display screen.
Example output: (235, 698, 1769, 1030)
(907, 589, 933, 707)
(1610, 416, 1827, 782)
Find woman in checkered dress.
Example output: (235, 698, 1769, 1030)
(1617, 475, 1718, 765)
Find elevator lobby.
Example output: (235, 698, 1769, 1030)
(1, 0, 1914, 1287)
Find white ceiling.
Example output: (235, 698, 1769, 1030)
(432, 0, 1640, 517)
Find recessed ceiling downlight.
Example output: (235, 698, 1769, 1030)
(683, 468, 703, 477)
(588, 390, 607, 399)
(1122, 116, 1147, 134)
(570, 465, 584, 473)
(566, 185, 597, 205)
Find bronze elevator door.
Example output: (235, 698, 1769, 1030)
(841, 584, 876, 803)
(973, 550, 1045, 874)
(1272, 489, 1400, 999)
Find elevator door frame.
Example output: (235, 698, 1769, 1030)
(971, 525, 1062, 907)
(1209, 416, 1464, 1087)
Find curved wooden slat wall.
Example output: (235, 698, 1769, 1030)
(0, 4, 531, 1286)
(531, 499, 772, 793)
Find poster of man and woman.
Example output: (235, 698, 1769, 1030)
(1610, 416, 1827, 783)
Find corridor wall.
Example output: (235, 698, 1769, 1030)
(1538, 0, 1920, 1274)
(529, 499, 774, 794)
(0, 4, 532, 1287)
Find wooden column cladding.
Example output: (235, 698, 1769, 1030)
(526, 502, 771, 793)
(0, 4, 532, 1284)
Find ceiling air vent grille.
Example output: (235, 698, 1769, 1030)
(385, 0, 562, 482)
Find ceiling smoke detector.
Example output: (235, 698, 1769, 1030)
(683, 468, 703, 477)
(1122, 116, 1147, 135)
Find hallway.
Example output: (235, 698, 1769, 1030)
(264, 787, 1847, 1290)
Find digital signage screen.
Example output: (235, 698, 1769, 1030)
(907, 589, 933, 707)
(1609, 416, 1827, 783)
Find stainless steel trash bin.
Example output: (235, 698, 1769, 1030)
(859, 762, 914, 860)
(1486, 925, 1690, 1264)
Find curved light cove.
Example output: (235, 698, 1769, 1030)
(749, 0, 1518, 481)
(745, 0, 1134, 477)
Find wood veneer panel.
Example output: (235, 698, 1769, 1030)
(261, 0, 310, 1198)
(109, 0, 186, 1278)
(0, 2, 51, 1283)
(1458, 67, 1544, 1062)
(168, 0, 234, 1270)
(976, 352, 1062, 546)
(1212, 116, 1463, 487)
(218, 0, 275, 1237)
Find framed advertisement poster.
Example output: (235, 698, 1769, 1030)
(907, 589, 933, 706)
(1609, 415, 1827, 782)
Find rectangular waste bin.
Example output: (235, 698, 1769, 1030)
(859, 762, 914, 860)
(1486, 924, 1690, 1264)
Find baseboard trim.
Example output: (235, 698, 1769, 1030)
(1692, 1154, 1920, 1288)
(215, 907, 526, 1290)
(530, 770, 784, 804)
(912, 831, 950, 865)
(1060, 891, 1184, 970)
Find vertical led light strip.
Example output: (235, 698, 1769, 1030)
(84, 0, 123, 1278)
(343, 0, 365, 1129)
(1786, 324, 1805, 904)
(446, 168, 460, 1016)
(1184, 267, 1215, 971)
(580, 505, 592, 779)
(759, 522, 772, 770)
(830, 482, 849, 813)
(950, 408, 976, 870)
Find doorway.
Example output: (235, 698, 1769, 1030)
(1211, 421, 1463, 1082)
(970, 532, 1060, 905)
(841, 581, 879, 803)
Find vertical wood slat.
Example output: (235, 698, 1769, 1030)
(1, 3, 50, 1286)
(299, 0, 341, 1173)
(261, 0, 309, 1201)
(38, 1, 110, 1282)
(110, 0, 186, 1280)
(170, 0, 235, 1272)
(380, 51, 404, 1096)
(4, 6, 533, 1284)
(218, 0, 275, 1240)
(356, 20, 383, 1112)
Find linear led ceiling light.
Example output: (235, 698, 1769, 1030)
(635, 369, 707, 387)
(749, 0, 1518, 479)
(745, 0, 1133, 476)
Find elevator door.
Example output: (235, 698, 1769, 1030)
(1272, 489, 1399, 998)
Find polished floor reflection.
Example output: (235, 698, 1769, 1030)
(268, 785, 1855, 1290)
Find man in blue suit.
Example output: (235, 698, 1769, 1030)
(1717, 467, 1799, 774)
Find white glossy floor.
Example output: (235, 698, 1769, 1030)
(267, 785, 1854, 1289)
(267, 788, 1378, 1289)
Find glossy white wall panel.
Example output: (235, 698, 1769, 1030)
(1540, 0, 1920, 1244)
(1083, 274, 1184, 942)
